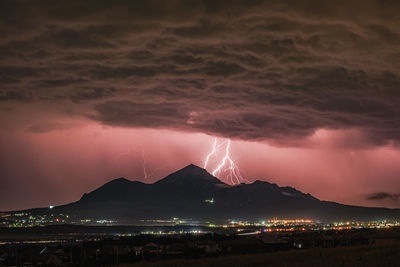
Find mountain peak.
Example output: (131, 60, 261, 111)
(178, 163, 207, 174)
(156, 164, 224, 186)
(111, 177, 131, 183)
(100, 177, 133, 187)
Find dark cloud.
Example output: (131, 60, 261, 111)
(92, 101, 189, 128)
(199, 61, 246, 76)
(366, 192, 400, 201)
(36, 78, 87, 88)
(26, 121, 79, 133)
(1, 0, 400, 145)
(0, 91, 32, 102)
(70, 87, 116, 103)
(0, 66, 40, 84)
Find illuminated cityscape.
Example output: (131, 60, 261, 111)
(1, 212, 399, 265)
(1, 211, 399, 232)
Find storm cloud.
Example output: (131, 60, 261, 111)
(366, 192, 400, 201)
(1, 0, 400, 145)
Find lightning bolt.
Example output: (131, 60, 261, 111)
(204, 138, 217, 169)
(204, 138, 247, 185)
(141, 149, 148, 179)
(114, 147, 151, 180)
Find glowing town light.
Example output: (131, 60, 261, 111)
(205, 197, 214, 203)
(49, 206, 54, 209)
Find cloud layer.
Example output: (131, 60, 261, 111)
(366, 192, 400, 201)
(1, 0, 400, 146)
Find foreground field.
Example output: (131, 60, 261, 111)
(125, 241, 400, 267)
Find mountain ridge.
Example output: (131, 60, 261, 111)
(5, 164, 400, 222)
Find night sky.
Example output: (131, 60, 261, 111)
(1, 0, 400, 211)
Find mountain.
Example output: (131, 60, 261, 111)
(18, 164, 400, 222)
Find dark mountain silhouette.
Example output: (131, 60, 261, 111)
(18, 164, 400, 222)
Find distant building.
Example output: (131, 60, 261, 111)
(205, 197, 214, 203)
